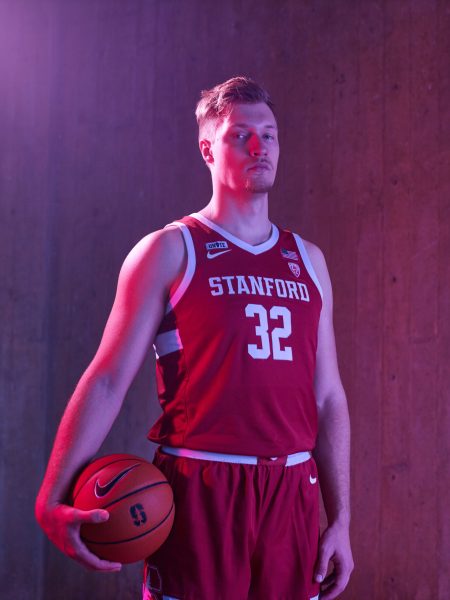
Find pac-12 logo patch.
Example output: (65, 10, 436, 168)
(288, 262, 301, 277)
(206, 240, 231, 259)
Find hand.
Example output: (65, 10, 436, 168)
(36, 502, 122, 572)
(314, 521, 354, 599)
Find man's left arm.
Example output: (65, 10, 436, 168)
(306, 242, 354, 599)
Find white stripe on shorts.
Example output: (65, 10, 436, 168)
(160, 445, 311, 466)
(143, 586, 180, 600)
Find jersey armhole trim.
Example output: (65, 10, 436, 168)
(164, 221, 196, 313)
(292, 233, 323, 300)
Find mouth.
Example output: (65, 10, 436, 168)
(248, 164, 270, 171)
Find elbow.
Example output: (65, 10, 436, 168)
(316, 384, 348, 414)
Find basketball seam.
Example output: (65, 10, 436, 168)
(99, 481, 170, 509)
(81, 502, 175, 545)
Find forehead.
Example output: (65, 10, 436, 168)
(220, 102, 277, 131)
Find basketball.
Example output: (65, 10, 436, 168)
(70, 453, 175, 564)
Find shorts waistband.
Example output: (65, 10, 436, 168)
(160, 445, 311, 466)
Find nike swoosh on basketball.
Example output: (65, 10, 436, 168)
(309, 475, 317, 484)
(207, 249, 232, 259)
(94, 464, 139, 498)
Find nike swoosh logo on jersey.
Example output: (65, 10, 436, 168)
(309, 475, 317, 484)
(94, 464, 139, 498)
(207, 249, 232, 259)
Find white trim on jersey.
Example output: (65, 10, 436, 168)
(164, 221, 196, 314)
(190, 212, 280, 255)
(310, 595, 320, 600)
(292, 233, 323, 300)
(153, 329, 183, 359)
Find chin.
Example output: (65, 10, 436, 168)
(245, 181, 274, 193)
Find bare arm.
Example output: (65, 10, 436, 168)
(35, 226, 185, 571)
(306, 242, 354, 599)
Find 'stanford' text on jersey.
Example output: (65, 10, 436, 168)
(148, 212, 323, 456)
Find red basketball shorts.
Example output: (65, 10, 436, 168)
(143, 446, 320, 600)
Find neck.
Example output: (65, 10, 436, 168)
(199, 189, 271, 246)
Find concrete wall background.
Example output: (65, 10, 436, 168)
(0, 1, 448, 598)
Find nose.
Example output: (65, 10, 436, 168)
(248, 134, 267, 156)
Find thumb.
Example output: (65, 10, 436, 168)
(314, 545, 331, 583)
(86, 509, 110, 523)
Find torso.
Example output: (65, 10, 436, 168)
(148, 212, 324, 455)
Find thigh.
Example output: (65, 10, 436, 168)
(143, 449, 253, 600)
(248, 458, 321, 600)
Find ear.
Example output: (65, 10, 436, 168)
(199, 139, 214, 167)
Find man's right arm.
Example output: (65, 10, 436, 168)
(35, 225, 185, 571)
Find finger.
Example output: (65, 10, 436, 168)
(66, 511, 122, 571)
(69, 536, 122, 572)
(321, 573, 336, 588)
(319, 573, 350, 600)
(75, 549, 122, 572)
(320, 557, 353, 599)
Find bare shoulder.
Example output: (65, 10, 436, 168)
(302, 238, 324, 260)
(301, 238, 333, 307)
(302, 239, 328, 279)
(119, 224, 186, 295)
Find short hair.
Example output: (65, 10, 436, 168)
(195, 75, 276, 142)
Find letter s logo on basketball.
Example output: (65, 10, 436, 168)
(130, 503, 147, 526)
(94, 464, 139, 498)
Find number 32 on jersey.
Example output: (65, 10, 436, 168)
(245, 303, 293, 361)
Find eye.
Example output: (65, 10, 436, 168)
(232, 131, 276, 141)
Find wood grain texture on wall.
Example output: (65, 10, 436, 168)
(0, 1, 54, 596)
(1, 1, 448, 599)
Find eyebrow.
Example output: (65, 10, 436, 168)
(229, 123, 278, 130)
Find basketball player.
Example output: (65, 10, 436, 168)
(36, 76, 354, 600)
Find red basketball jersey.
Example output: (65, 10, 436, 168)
(147, 212, 323, 456)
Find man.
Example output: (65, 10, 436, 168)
(36, 76, 354, 600)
